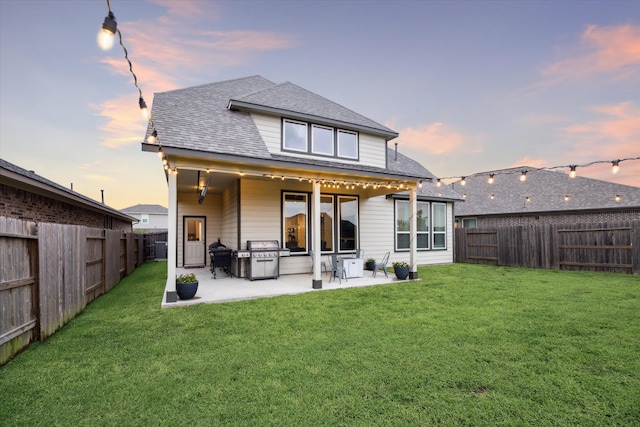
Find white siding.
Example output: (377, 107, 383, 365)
(251, 112, 387, 169)
(176, 193, 222, 267)
(221, 180, 239, 249)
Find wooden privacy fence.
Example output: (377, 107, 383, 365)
(1, 217, 144, 365)
(455, 220, 639, 275)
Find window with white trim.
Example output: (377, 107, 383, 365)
(282, 119, 358, 160)
(283, 120, 308, 152)
(395, 200, 430, 250)
(432, 203, 446, 249)
(320, 195, 334, 252)
(283, 193, 308, 253)
(312, 125, 334, 156)
(338, 196, 358, 252)
(141, 214, 149, 224)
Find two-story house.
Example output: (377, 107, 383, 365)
(141, 76, 461, 303)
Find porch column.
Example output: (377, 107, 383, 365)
(409, 185, 419, 280)
(165, 169, 178, 302)
(311, 180, 322, 289)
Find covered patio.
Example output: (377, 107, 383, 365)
(163, 267, 403, 308)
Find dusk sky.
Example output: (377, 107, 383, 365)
(1, 0, 638, 209)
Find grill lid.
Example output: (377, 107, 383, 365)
(247, 240, 279, 250)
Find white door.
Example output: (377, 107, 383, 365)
(184, 217, 205, 266)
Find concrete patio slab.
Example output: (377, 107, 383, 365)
(162, 267, 401, 308)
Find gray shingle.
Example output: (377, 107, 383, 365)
(453, 166, 640, 216)
(120, 204, 168, 215)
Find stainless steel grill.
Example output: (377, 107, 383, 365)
(247, 240, 280, 280)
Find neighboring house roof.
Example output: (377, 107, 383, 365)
(453, 166, 640, 216)
(121, 204, 168, 215)
(0, 158, 135, 222)
(145, 76, 431, 181)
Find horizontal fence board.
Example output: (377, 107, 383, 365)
(0, 320, 37, 346)
(0, 276, 35, 291)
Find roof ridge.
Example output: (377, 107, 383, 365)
(154, 75, 274, 96)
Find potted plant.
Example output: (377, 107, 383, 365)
(365, 258, 376, 271)
(392, 261, 410, 280)
(176, 273, 199, 299)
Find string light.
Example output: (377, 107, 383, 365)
(569, 165, 577, 178)
(436, 178, 441, 187)
(564, 195, 570, 201)
(488, 174, 494, 184)
(612, 160, 620, 174)
(490, 194, 495, 200)
(519, 171, 527, 182)
(615, 194, 621, 202)
(97, 10, 117, 50)
(526, 196, 531, 202)
(461, 177, 466, 186)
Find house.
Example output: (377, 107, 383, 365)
(452, 166, 640, 228)
(141, 76, 461, 303)
(120, 203, 168, 232)
(0, 158, 134, 231)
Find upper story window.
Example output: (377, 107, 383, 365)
(283, 120, 308, 152)
(141, 214, 149, 224)
(283, 119, 358, 160)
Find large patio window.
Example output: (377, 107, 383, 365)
(283, 193, 308, 253)
(282, 192, 358, 255)
(338, 196, 358, 252)
(320, 195, 334, 252)
(395, 200, 430, 250)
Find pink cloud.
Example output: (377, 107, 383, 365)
(510, 156, 549, 169)
(541, 24, 640, 83)
(97, 2, 295, 148)
(393, 122, 479, 155)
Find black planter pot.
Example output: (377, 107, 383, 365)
(394, 267, 410, 280)
(365, 261, 376, 271)
(176, 281, 199, 299)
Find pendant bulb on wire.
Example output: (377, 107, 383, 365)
(97, 11, 117, 50)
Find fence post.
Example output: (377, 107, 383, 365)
(632, 220, 639, 275)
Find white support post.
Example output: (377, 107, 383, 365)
(409, 185, 419, 279)
(312, 180, 322, 289)
(165, 169, 178, 302)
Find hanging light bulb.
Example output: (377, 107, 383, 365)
(612, 160, 620, 174)
(139, 97, 149, 120)
(564, 195, 570, 201)
(436, 178, 441, 187)
(490, 194, 495, 200)
(97, 11, 117, 51)
(520, 171, 527, 182)
(488, 174, 494, 184)
(569, 165, 577, 178)
(615, 194, 621, 202)
(462, 193, 467, 198)
(526, 196, 531, 202)
(460, 177, 466, 186)
(147, 129, 158, 144)
(418, 180, 423, 188)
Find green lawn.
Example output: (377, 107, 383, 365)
(2, 262, 639, 426)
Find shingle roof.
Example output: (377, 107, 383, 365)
(146, 75, 433, 181)
(453, 166, 640, 216)
(120, 204, 168, 215)
(229, 81, 397, 137)
(0, 158, 135, 221)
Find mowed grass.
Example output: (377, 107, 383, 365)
(1, 262, 639, 426)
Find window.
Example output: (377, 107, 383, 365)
(282, 119, 358, 160)
(283, 120, 307, 152)
(312, 125, 334, 156)
(461, 218, 477, 228)
(141, 214, 149, 224)
(432, 203, 446, 249)
(320, 195, 334, 252)
(282, 192, 359, 255)
(395, 200, 430, 250)
(337, 130, 358, 159)
(338, 196, 358, 252)
(283, 193, 308, 252)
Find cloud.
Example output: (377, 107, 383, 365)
(509, 156, 549, 169)
(559, 101, 640, 160)
(97, 0, 295, 148)
(84, 174, 114, 182)
(392, 122, 479, 155)
(540, 24, 640, 84)
(78, 160, 102, 170)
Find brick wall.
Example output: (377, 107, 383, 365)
(473, 209, 640, 228)
(0, 184, 131, 231)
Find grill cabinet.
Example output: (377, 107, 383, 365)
(246, 240, 280, 280)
